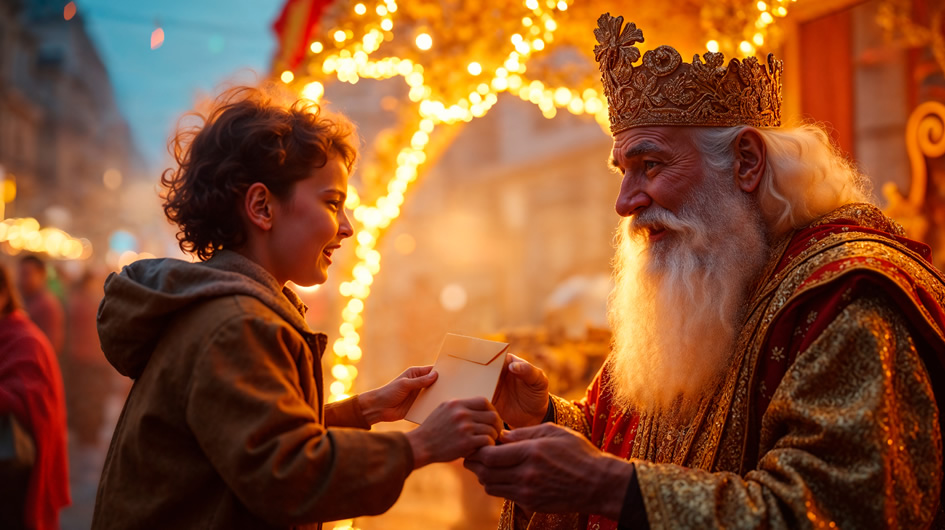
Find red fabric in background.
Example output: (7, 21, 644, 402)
(272, 0, 335, 73)
(0, 310, 70, 530)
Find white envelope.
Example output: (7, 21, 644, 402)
(405, 333, 510, 424)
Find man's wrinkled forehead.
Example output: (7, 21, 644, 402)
(610, 126, 694, 165)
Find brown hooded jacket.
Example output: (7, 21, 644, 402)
(92, 250, 412, 529)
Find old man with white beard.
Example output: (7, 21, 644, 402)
(474, 13, 945, 530)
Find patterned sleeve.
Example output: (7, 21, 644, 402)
(633, 295, 943, 529)
(547, 365, 608, 439)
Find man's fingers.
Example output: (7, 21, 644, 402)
(508, 360, 546, 386)
(500, 422, 566, 443)
(466, 441, 531, 467)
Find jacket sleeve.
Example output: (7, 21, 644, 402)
(634, 295, 943, 529)
(184, 312, 413, 525)
(324, 396, 371, 429)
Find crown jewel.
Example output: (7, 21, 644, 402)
(593, 13, 783, 135)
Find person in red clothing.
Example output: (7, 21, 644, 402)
(0, 263, 70, 530)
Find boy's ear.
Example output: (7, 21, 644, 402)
(244, 182, 274, 231)
(733, 127, 766, 193)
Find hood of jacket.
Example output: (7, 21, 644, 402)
(97, 250, 314, 378)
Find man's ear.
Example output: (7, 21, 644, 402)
(733, 127, 766, 193)
(244, 182, 274, 231)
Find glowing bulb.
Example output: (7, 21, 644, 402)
(706, 40, 720, 53)
(310, 41, 323, 53)
(381, 19, 393, 31)
(739, 41, 755, 54)
(354, 3, 366, 14)
(415, 33, 432, 50)
(301, 81, 324, 101)
(467, 62, 482, 75)
(280, 70, 294, 84)
(557, 0, 567, 9)
(334, 30, 346, 42)
(753, 33, 764, 46)
(757, 1, 767, 10)
(150, 27, 165, 49)
(525, 0, 539, 9)
(760, 12, 774, 24)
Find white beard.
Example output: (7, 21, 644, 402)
(605, 168, 770, 417)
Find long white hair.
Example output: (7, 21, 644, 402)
(692, 124, 874, 237)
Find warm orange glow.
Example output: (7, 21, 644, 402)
(150, 27, 165, 50)
(63, 2, 76, 21)
(0, 218, 91, 260)
(2, 179, 16, 203)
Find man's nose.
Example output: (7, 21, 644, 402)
(615, 180, 652, 217)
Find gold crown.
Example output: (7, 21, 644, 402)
(593, 13, 783, 135)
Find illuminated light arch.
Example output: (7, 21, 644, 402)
(274, 0, 797, 403)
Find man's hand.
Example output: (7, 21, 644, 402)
(463, 423, 633, 519)
(492, 354, 549, 428)
(359, 366, 437, 425)
(406, 397, 504, 469)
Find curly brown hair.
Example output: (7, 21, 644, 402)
(160, 85, 358, 261)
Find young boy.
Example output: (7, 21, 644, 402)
(93, 86, 503, 529)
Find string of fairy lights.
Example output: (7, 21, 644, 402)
(0, 218, 92, 260)
(278, 0, 798, 415)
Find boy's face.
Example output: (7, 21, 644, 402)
(267, 156, 353, 287)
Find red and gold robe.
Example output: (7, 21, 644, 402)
(501, 204, 945, 529)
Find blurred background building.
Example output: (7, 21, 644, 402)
(0, 0, 148, 267)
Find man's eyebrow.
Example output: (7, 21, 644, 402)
(623, 141, 662, 159)
(610, 140, 663, 169)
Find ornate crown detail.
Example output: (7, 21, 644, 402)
(593, 13, 783, 135)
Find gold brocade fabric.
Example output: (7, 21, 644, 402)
(499, 204, 945, 529)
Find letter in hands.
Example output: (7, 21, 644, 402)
(406, 397, 503, 469)
(405, 334, 510, 424)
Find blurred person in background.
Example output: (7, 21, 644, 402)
(0, 263, 70, 529)
(92, 85, 503, 530)
(17, 255, 65, 356)
(63, 270, 111, 447)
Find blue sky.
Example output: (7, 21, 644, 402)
(76, 0, 284, 172)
